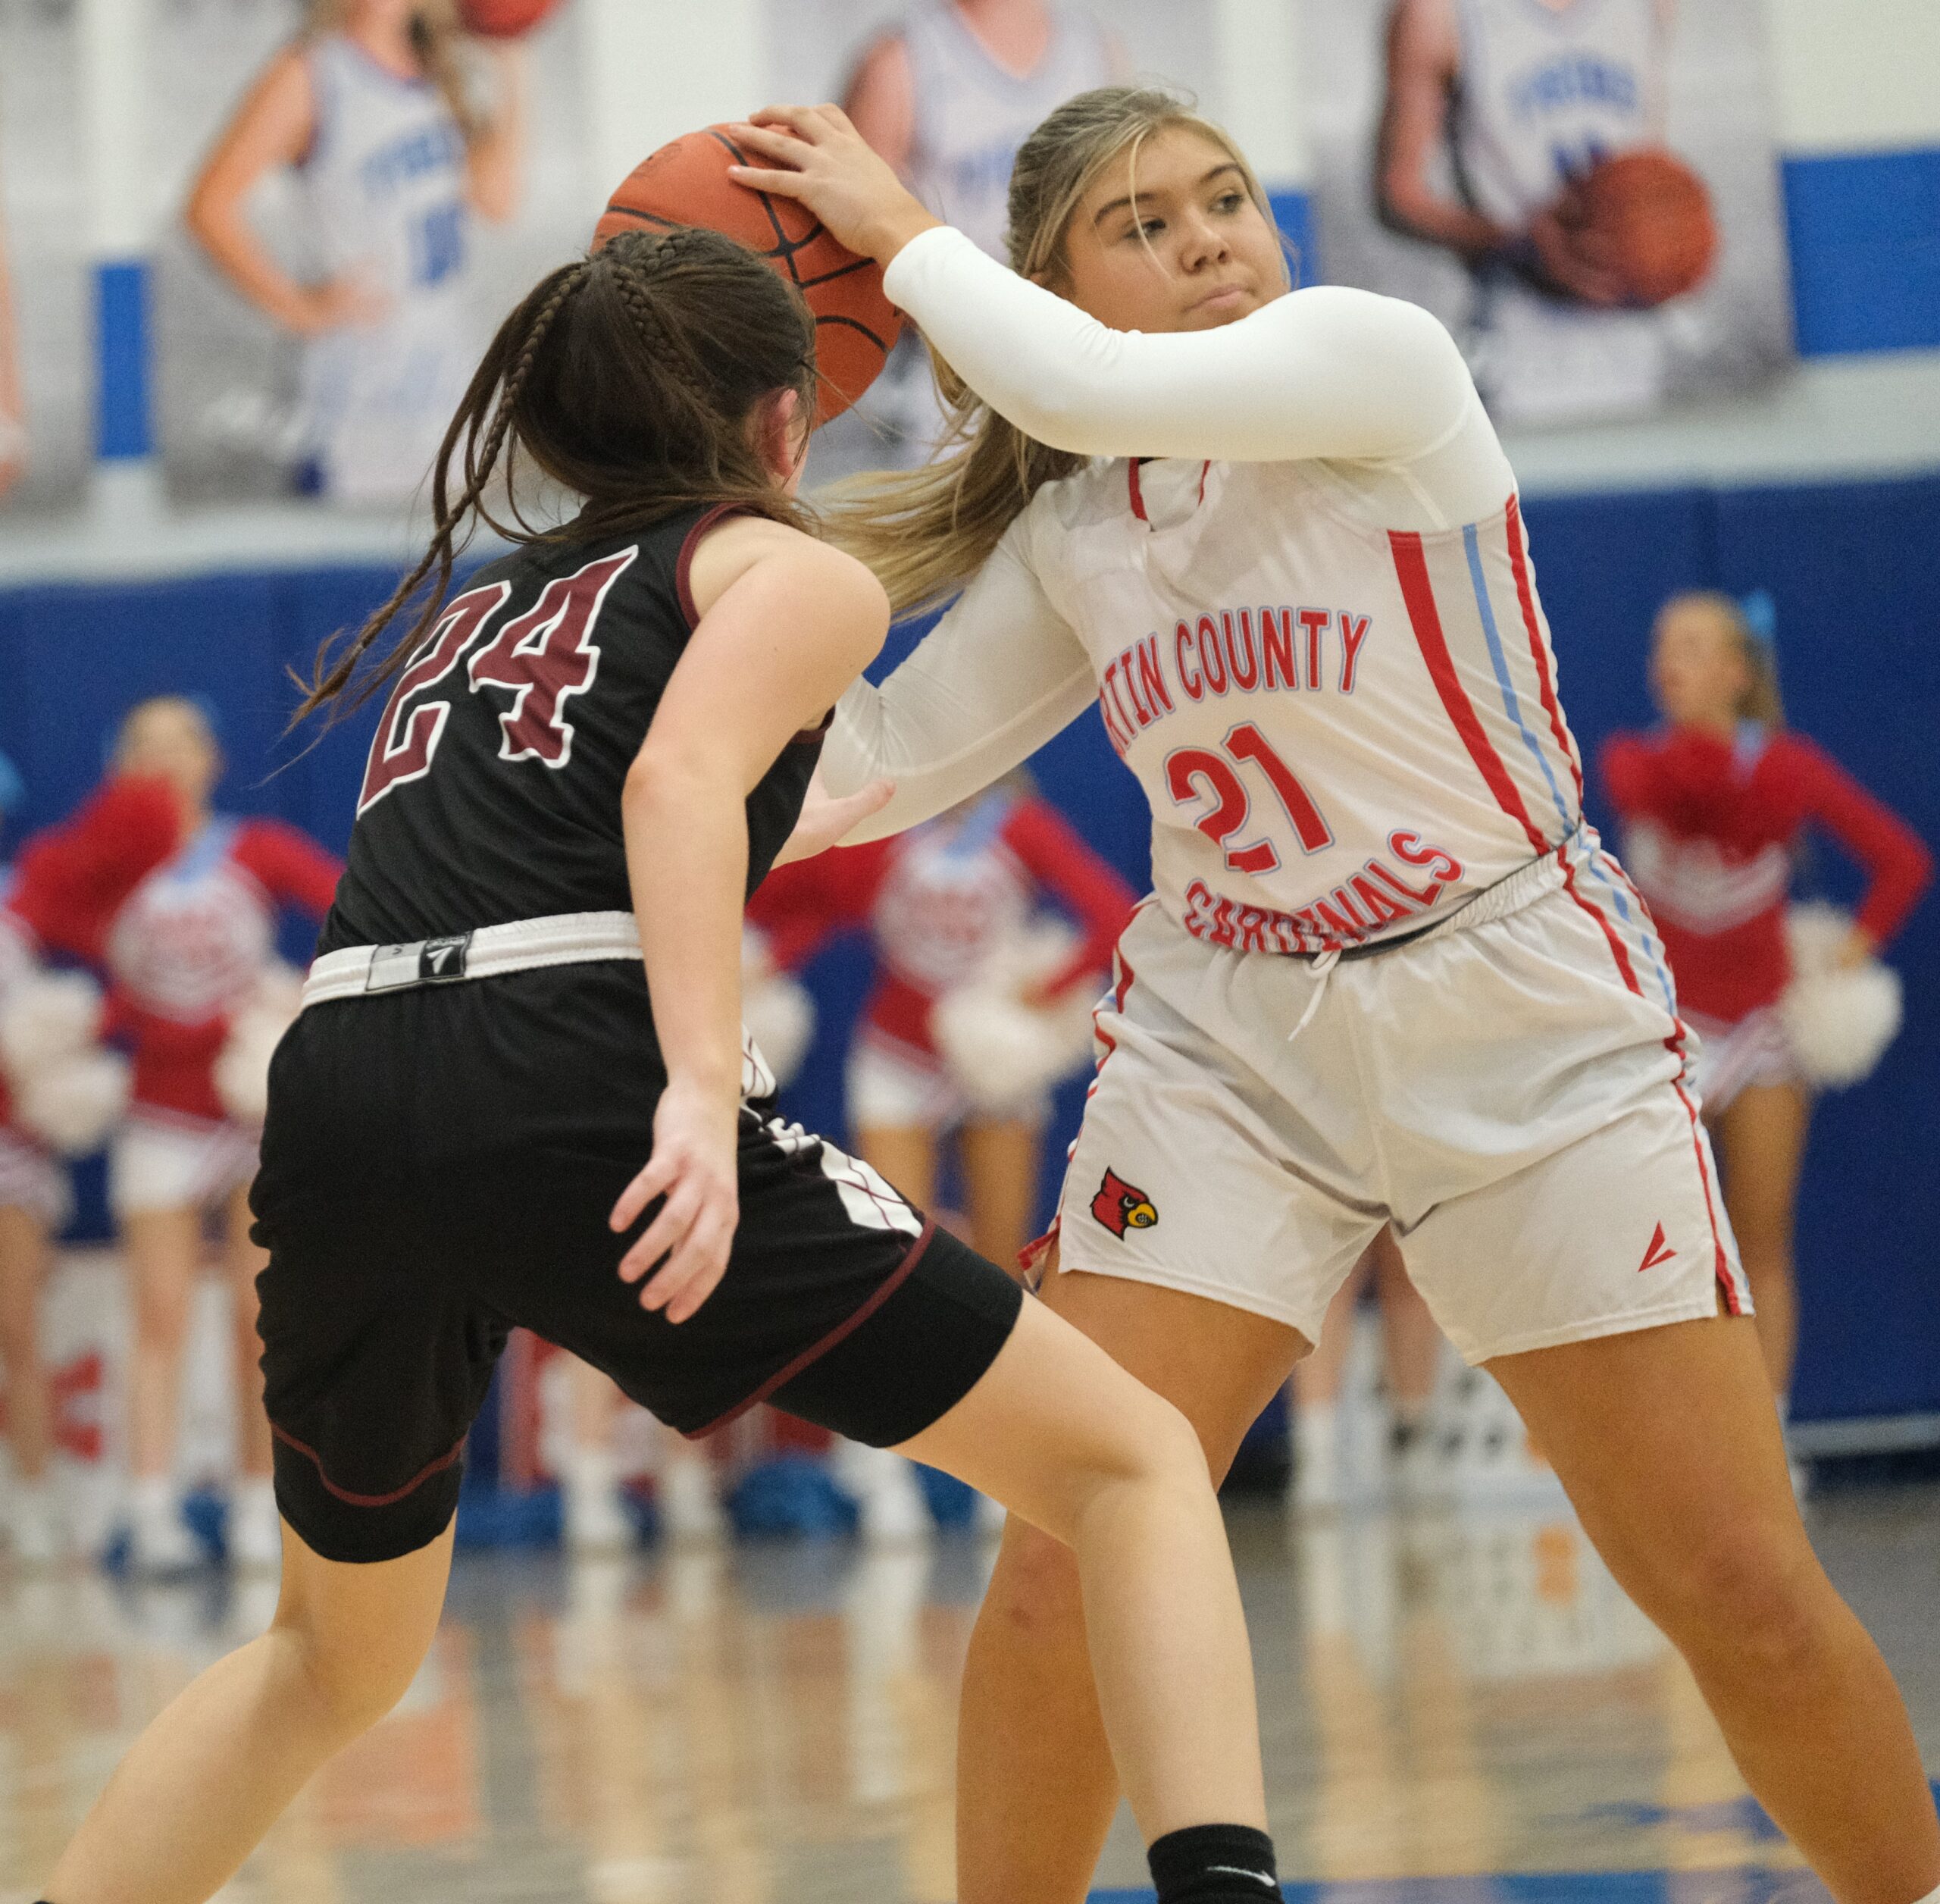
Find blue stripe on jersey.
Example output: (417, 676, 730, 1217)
(1574, 834, 1682, 1023)
(1464, 522, 1575, 834)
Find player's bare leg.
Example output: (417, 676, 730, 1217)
(1711, 1082, 1811, 1396)
(45, 1519, 453, 1904)
(903, 1286, 1278, 1863)
(959, 1115, 1041, 1270)
(0, 1203, 54, 1484)
(122, 1207, 206, 1569)
(1489, 1314, 1940, 1904)
(950, 1253, 1302, 1904)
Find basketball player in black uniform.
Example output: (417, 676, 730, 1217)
(38, 230, 1281, 1904)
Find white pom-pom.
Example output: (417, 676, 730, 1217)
(743, 972, 816, 1090)
(1780, 903, 1904, 1089)
(0, 969, 104, 1081)
(931, 919, 1100, 1116)
(16, 1049, 129, 1155)
(214, 963, 304, 1126)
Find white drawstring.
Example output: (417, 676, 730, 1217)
(1288, 947, 1342, 1043)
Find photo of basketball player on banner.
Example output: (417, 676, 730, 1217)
(1308, 0, 1796, 427)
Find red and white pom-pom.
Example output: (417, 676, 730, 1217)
(16, 1048, 130, 1155)
(1781, 902, 1904, 1089)
(931, 919, 1099, 1115)
(0, 969, 105, 1081)
(214, 963, 305, 1126)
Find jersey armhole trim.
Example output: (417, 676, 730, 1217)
(675, 503, 755, 631)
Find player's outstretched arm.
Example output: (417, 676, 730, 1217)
(816, 520, 1095, 843)
(729, 108, 1475, 469)
(610, 518, 888, 1319)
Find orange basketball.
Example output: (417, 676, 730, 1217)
(1578, 149, 1718, 308)
(457, 0, 565, 38)
(593, 126, 902, 427)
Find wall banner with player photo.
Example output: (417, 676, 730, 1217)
(1304, 0, 1796, 428)
(765, 0, 1220, 485)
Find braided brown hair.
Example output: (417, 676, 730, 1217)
(299, 227, 818, 723)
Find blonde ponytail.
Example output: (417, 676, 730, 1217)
(822, 87, 1281, 617)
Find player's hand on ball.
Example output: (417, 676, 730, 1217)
(771, 769, 895, 867)
(611, 1079, 740, 1323)
(1526, 194, 1626, 308)
(727, 105, 940, 265)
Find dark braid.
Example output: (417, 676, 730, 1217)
(296, 225, 818, 728)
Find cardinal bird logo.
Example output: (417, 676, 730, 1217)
(1091, 1168, 1158, 1239)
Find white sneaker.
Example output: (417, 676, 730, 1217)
(229, 1481, 283, 1574)
(654, 1455, 723, 1546)
(129, 1487, 202, 1577)
(837, 1445, 931, 1546)
(1291, 1405, 1342, 1513)
(565, 1473, 636, 1553)
(10, 1480, 61, 1567)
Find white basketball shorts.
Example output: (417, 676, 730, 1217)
(1050, 841, 1750, 1365)
(110, 1110, 260, 1220)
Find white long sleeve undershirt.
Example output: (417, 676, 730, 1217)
(823, 225, 1519, 840)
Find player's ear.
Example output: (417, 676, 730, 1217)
(753, 387, 807, 487)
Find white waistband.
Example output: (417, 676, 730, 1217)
(1410, 842, 1569, 949)
(302, 910, 641, 1008)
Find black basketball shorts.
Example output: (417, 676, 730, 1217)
(250, 964, 1022, 1564)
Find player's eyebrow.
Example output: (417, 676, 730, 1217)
(1092, 163, 1246, 228)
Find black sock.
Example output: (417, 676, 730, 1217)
(1147, 1822, 1279, 1902)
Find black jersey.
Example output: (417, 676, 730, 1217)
(320, 504, 821, 955)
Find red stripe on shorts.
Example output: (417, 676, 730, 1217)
(271, 1423, 465, 1509)
(689, 1220, 939, 1439)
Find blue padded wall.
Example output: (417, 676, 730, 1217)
(2, 473, 1935, 1422)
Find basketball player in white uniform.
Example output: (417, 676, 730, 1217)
(1379, 0, 1679, 424)
(731, 95, 1940, 1902)
(187, 0, 527, 506)
(0, 176, 26, 499)
(834, 0, 1120, 470)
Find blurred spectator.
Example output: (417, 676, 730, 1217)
(0, 759, 180, 1564)
(97, 698, 341, 1574)
(185, 0, 527, 506)
(826, 0, 1122, 474)
(750, 781, 1131, 1539)
(0, 753, 61, 1563)
(1601, 593, 1932, 1434)
(0, 176, 25, 499)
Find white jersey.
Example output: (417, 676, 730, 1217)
(1452, 0, 1666, 227)
(1450, 0, 1675, 424)
(827, 229, 1619, 957)
(903, 1, 1113, 264)
(293, 35, 476, 504)
(1004, 456, 1579, 952)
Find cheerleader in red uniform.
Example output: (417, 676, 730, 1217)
(749, 780, 1132, 1536)
(99, 699, 342, 1574)
(1601, 592, 1932, 1416)
(0, 759, 183, 1562)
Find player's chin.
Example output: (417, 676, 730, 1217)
(1179, 289, 1260, 330)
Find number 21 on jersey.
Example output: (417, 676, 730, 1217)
(358, 548, 639, 814)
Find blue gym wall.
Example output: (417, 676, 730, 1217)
(1, 471, 1935, 1425)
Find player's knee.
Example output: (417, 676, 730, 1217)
(279, 1612, 426, 1736)
(1663, 1519, 1829, 1677)
(987, 1522, 1085, 1640)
